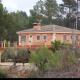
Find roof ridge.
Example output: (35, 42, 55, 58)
(17, 24, 80, 34)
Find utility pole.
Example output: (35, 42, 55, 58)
(75, 0, 78, 48)
(72, 0, 78, 48)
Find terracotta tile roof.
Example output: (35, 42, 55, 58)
(17, 24, 80, 34)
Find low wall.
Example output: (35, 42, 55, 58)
(0, 62, 37, 71)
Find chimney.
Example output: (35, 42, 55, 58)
(33, 22, 41, 30)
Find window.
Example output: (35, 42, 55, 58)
(37, 35, 40, 40)
(21, 35, 26, 45)
(63, 34, 67, 41)
(71, 35, 78, 41)
(43, 35, 47, 40)
(21, 35, 26, 42)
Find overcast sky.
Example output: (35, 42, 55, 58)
(2, 0, 62, 15)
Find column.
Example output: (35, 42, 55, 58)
(3, 40, 6, 48)
(19, 35, 21, 46)
(52, 33, 56, 41)
(1, 41, 3, 48)
(8, 41, 10, 47)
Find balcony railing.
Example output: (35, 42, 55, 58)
(0, 41, 18, 48)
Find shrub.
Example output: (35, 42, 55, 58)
(29, 46, 78, 78)
(1, 47, 16, 62)
(0, 69, 7, 78)
(15, 48, 31, 63)
(61, 49, 77, 71)
(51, 40, 72, 52)
(44, 49, 77, 72)
(1, 48, 31, 63)
(29, 47, 53, 74)
(51, 40, 62, 52)
(47, 51, 63, 71)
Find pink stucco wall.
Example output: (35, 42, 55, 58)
(18, 32, 80, 48)
(56, 33, 72, 43)
(56, 33, 80, 44)
(18, 33, 53, 48)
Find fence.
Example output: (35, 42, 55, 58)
(0, 41, 18, 48)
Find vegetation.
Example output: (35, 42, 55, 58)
(0, 3, 29, 41)
(59, 0, 79, 28)
(14, 48, 31, 64)
(0, 0, 80, 78)
(29, 47, 53, 73)
(0, 45, 79, 78)
(51, 40, 72, 52)
(1, 48, 16, 62)
(0, 0, 80, 41)
(30, 0, 58, 25)
(29, 46, 78, 77)
(1, 48, 30, 64)
(0, 44, 79, 78)
(51, 40, 62, 52)
(0, 69, 7, 78)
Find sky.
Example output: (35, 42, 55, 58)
(2, 0, 62, 16)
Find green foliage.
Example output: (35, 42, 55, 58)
(29, 47, 53, 72)
(0, 0, 79, 42)
(46, 48, 77, 72)
(47, 52, 63, 70)
(62, 0, 76, 7)
(17, 48, 29, 57)
(44, 0, 58, 24)
(1, 48, 30, 63)
(1, 48, 16, 62)
(0, 69, 7, 78)
(29, 46, 77, 76)
(30, 0, 58, 24)
(15, 48, 30, 63)
(0, 3, 29, 41)
(62, 50, 77, 71)
(51, 40, 62, 52)
(67, 52, 77, 64)
(59, 0, 77, 28)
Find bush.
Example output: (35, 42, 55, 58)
(29, 47, 53, 74)
(62, 49, 77, 71)
(29, 46, 77, 77)
(47, 51, 63, 71)
(1, 48, 31, 63)
(1, 48, 16, 62)
(17, 48, 30, 57)
(51, 40, 72, 52)
(0, 69, 7, 78)
(15, 48, 31, 63)
(51, 40, 62, 52)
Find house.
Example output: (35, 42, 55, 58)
(16, 22, 80, 49)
